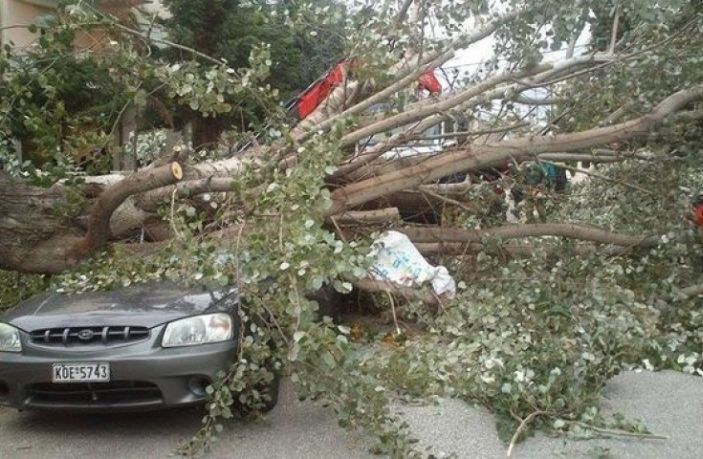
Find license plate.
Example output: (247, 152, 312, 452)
(52, 363, 110, 383)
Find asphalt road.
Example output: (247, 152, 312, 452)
(0, 370, 701, 458)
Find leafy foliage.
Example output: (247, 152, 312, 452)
(0, 271, 48, 312)
(159, 0, 347, 146)
(0, 2, 278, 176)
(1, 1, 703, 457)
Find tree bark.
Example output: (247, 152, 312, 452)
(678, 284, 703, 299)
(327, 85, 703, 215)
(0, 174, 72, 273)
(400, 223, 659, 248)
(0, 42, 699, 277)
(0, 163, 183, 274)
(332, 208, 401, 225)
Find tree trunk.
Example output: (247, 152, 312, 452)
(0, 174, 78, 273)
(0, 162, 183, 274)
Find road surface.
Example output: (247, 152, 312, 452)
(0, 370, 701, 458)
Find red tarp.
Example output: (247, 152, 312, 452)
(417, 71, 442, 95)
(292, 62, 443, 120)
(295, 61, 347, 119)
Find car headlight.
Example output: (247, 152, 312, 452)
(0, 323, 22, 352)
(161, 313, 233, 348)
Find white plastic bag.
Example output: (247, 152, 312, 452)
(368, 231, 456, 297)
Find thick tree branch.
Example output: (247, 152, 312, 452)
(138, 176, 236, 211)
(327, 85, 703, 214)
(678, 284, 703, 299)
(332, 208, 401, 225)
(498, 85, 703, 153)
(339, 64, 551, 148)
(291, 10, 522, 145)
(78, 162, 184, 255)
(514, 94, 559, 105)
(609, 7, 621, 55)
(0, 163, 183, 273)
(334, 52, 615, 179)
(399, 224, 659, 248)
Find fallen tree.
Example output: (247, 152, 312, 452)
(2, 79, 699, 272)
(1, 0, 703, 456)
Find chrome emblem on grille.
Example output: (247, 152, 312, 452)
(77, 329, 94, 341)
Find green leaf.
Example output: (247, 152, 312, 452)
(293, 331, 306, 342)
(322, 351, 336, 368)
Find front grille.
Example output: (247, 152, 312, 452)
(29, 326, 150, 346)
(25, 381, 162, 405)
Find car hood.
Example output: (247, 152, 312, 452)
(3, 282, 237, 331)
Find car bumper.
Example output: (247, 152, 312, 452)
(0, 328, 236, 412)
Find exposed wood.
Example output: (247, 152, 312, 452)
(291, 11, 519, 144)
(401, 223, 659, 248)
(1, 8, 700, 280)
(333, 208, 401, 225)
(326, 85, 703, 215)
(79, 162, 184, 255)
(0, 161, 184, 274)
(138, 176, 236, 211)
(678, 284, 703, 299)
(609, 7, 621, 55)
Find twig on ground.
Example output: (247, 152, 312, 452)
(507, 410, 551, 457)
(570, 421, 668, 440)
(386, 291, 402, 336)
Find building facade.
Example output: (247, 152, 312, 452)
(0, 0, 54, 49)
(0, 0, 154, 50)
